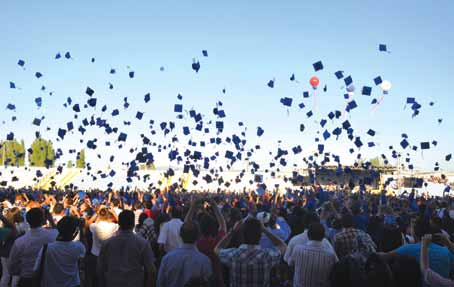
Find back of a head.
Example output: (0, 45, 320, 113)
(365, 253, 394, 287)
(329, 256, 365, 287)
(243, 217, 262, 245)
(341, 213, 355, 229)
(26, 208, 44, 228)
(98, 208, 109, 221)
(390, 255, 422, 287)
(57, 216, 80, 241)
(308, 222, 325, 241)
(118, 210, 135, 230)
(171, 207, 182, 219)
(180, 222, 200, 244)
(53, 203, 64, 215)
(199, 214, 218, 237)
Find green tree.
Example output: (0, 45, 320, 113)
(76, 149, 85, 168)
(28, 138, 55, 167)
(0, 140, 26, 166)
(67, 160, 73, 168)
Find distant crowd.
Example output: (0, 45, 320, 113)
(0, 184, 454, 287)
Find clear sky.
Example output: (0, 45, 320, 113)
(1, 0, 454, 180)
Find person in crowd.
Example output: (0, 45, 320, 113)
(287, 222, 338, 287)
(0, 207, 28, 287)
(86, 206, 119, 286)
(364, 253, 394, 287)
(389, 254, 422, 287)
(33, 216, 85, 287)
(135, 212, 157, 243)
(333, 213, 376, 259)
(329, 255, 366, 287)
(98, 210, 156, 287)
(7, 208, 57, 287)
(157, 222, 212, 287)
(257, 209, 291, 249)
(215, 217, 287, 287)
(420, 234, 454, 286)
(157, 207, 183, 253)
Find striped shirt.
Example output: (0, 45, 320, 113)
(218, 244, 282, 287)
(288, 241, 338, 287)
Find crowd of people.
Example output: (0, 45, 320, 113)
(0, 183, 453, 287)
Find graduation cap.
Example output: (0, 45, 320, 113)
(420, 142, 430, 150)
(86, 87, 94, 96)
(303, 91, 310, 98)
(344, 76, 353, 86)
(323, 130, 331, 140)
(35, 72, 43, 79)
(346, 100, 357, 111)
(306, 111, 313, 118)
(136, 111, 144, 120)
(379, 44, 388, 52)
(118, 133, 127, 142)
(17, 59, 25, 67)
(290, 74, 295, 81)
(6, 103, 16, 110)
(87, 98, 97, 107)
(202, 50, 208, 57)
(362, 86, 372, 96)
(110, 68, 116, 74)
(342, 120, 351, 130)
(446, 154, 452, 161)
(192, 60, 200, 73)
(9, 82, 16, 89)
(300, 124, 305, 132)
(111, 109, 119, 116)
(267, 79, 274, 88)
(367, 129, 376, 136)
(354, 137, 363, 148)
(58, 128, 66, 139)
(313, 61, 324, 71)
(432, 140, 437, 146)
(280, 97, 292, 107)
(65, 52, 71, 59)
(144, 93, 151, 103)
(320, 119, 327, 127)
(129, 71, 135, 78)
(32, 118, 41, 126)
(257, 127, 264, 137)
(67, 121, 74, 131)
(406, 97, 415, 104)
(374, 76, 383, 85)
(174, 104, 183, 113)
(335, 71, 344, 79)
(6, 132, 14, 141)
(35, 97, 42, 108)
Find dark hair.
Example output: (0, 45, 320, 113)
(307, 223, 325, 241)
(329, 256, 366, 287)
(26, 208, 44, 228)
(112, 199, 120, 207)
(199, 214, 218, 237)
(118, 210, 135, 230)
(180, 222, 200, 244)
(390, 255, 422, 287)
(57, 216, 80, 241)
(171, 207, 182, 219)
(138, 213, 148, 226)
(53, 203, 64, 214)
(243, 218, 262, 245)
(365, 253, 394, 287)
(342, 213, 355, 228)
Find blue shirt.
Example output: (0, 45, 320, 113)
(157, 244, 212, 287)
(259, 217, 291, 249)
(395, 243, 454, 278)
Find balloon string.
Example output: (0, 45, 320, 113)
(313, 89, 317, 112)
(371, 94, 385, 113)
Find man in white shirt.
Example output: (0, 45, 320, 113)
(158, 208, 183, 253)
(284, 227, 334, 264)
(288, 223, 338, 287)
(8, 208, 58, 287)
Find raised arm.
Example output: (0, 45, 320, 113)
(261, 222, 287, 254)
(209, 199, 227, 233)
(421, 234, 431, 271)
(184, 197, 200, 224)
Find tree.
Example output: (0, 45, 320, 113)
(76, 149, 85, 168)
(0, 140, 26, 167)
(28, 138, 55, 167)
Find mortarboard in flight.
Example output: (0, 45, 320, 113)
(35, 72, 43, 79)
(379, 44, 388, 52)
(202, 50, 208, 57)
(64, 52, 71, 59)
(420, 142, 430, 150)
(174, 104, 183, 113)
(362, 86, 372, 96)
(257, 127, 264, 137)
(129, 71, 135, 78)
(374, 76, 383, 85)
(280, 97, 293, 107)
(313, 61, 324, 71)
(267, 79, 274, 88)
(335, 71, 344, 79)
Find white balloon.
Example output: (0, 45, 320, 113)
(380, 80, 392, 91)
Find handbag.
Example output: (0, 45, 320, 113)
(32, 243, 48, 287)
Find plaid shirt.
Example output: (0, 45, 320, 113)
(219, 244, 282, 287)
(333, 228, 376, 259)
(135, 218, 157, 243)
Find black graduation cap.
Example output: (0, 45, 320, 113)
(267, 79, 274, 88)
(379, 44, 387, 52)
(86, 87, 94, 96)
(300, 124, 305, 132)
(420, 142, 430, 150)
(58, 128, 66, 139)
(313, 61, 323, 71)
(35, 72, 43, 79)
(306, 111, 313, 118)
(257, 127, 264, 137)
(136, 112, 144, 120)
(129, 71, 135, 78)
(323, 130, 330, 140)
(33, 118, 41, 126)
(344, 76, 353, 86)
(64, 52, 71, 59)
(335, 71, 344, 79)
(362, 86, 372, 96)
(446, 154, 452, 161)
(118, 133, 127, 142)
(192, 60, 200, 73)
(101, 105, 107, 112)
(17, 59, 25, 67)
(367, 129, 376, 136)
(6, 103, 16, 110)
(374, 76, 383, 85)
(9, 82, 16, 89)
(174, 104, 183, 113)
(67, 121, 74, 131)
(354, 137, 363, 148)
(346, 100, 357, 111)
(280, 97, 292, 107)
(342, 120, 351, 130)
(110, 68, 116, 74)
(6, 132, 14, 141)
(87, 98, 97, 107)
(112, 109, 119, 116)
(202, 50, 208, 57)
(290, 74, 295, 81)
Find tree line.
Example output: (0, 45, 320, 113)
(0, 138, 85, 168)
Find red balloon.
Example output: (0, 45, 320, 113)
(309, 76, 320, 88)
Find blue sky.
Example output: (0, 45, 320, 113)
(1, 0, 454, 174)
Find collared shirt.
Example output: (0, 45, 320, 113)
(288, 241, 338, 287)
(157, 218, 183, 252)
(284, 230, 334, 264)
(135, 218, 157, 243)
(333, 228, 376, 259)
(34, 241, 85, 287)
(259, 217, 291, 249)
(157, 244, 212, 287)
(7, 227, 58, 278)
(89, 221, 119, 256)
(219, 244, 282, 287)
(98, 230, 155, 287)
(396, 243, 454, 279)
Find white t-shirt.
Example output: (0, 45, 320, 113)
(34, 241, 85, 287)
(89, 221, 119, 256)
(157, 218, 183, 252)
